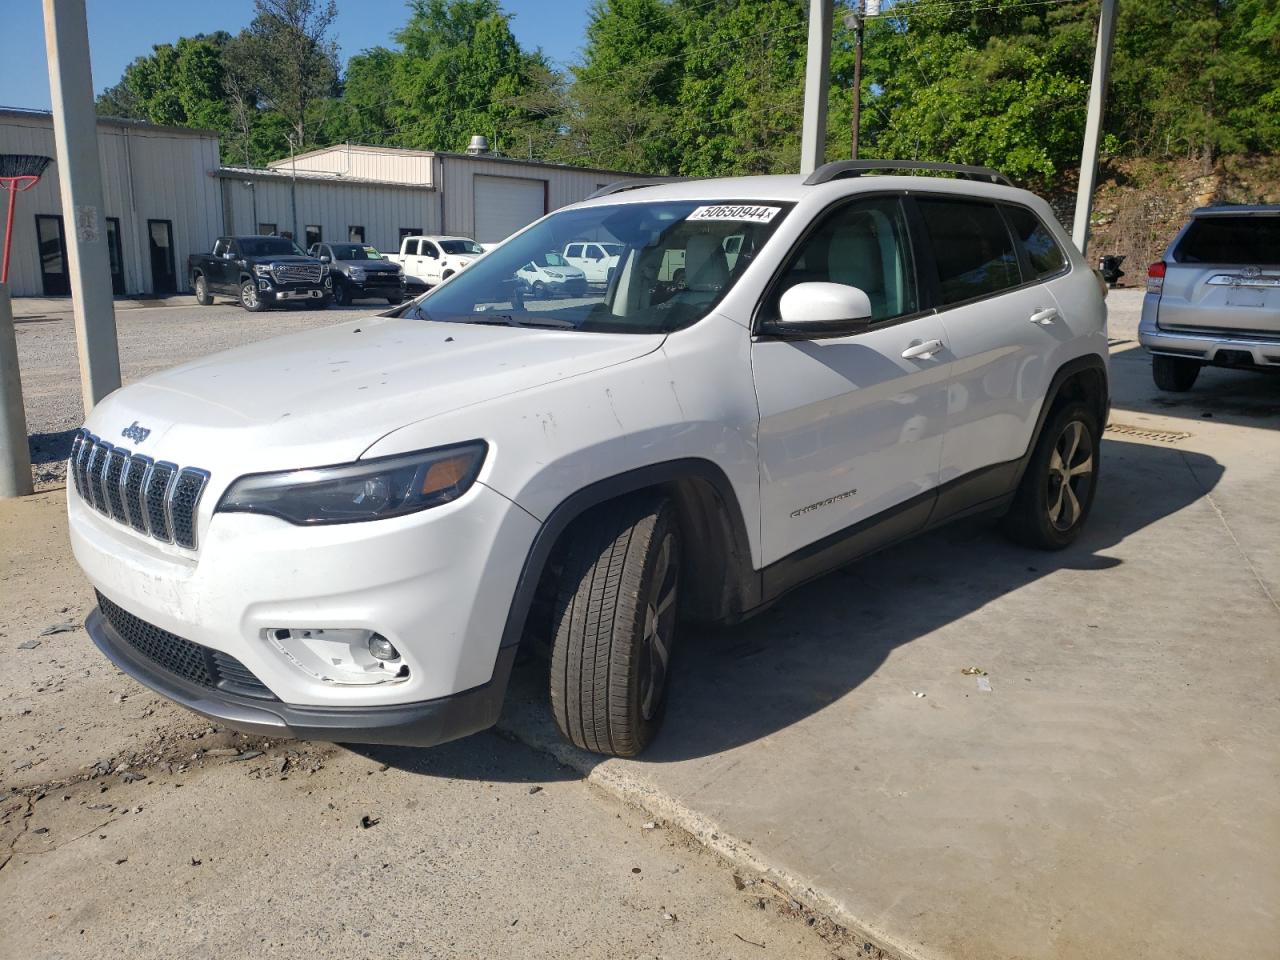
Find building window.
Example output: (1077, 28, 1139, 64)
(305, 225, 322, 248)
(258, 222, 277, 235)
(349, 225, 365, 242)
(398, 227, 421, 242)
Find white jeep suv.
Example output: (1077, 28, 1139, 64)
(69, 161, 1109, 758)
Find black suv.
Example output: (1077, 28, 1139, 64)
(309, 242, 407, 306)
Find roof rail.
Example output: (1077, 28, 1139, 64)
(803, 160, 1013, 188)
(586, 177, 687, 200)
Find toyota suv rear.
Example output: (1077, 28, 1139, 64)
(1139, 205, 1280, 390)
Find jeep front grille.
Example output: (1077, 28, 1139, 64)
(70, 429, 210, 550)
(271, 263, 322, 284)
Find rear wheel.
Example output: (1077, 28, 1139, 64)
(239, 280, 265, 313)
(1003, 401, 1100, 550)
(1152, 354, 1201, 391)
(193, 275, 212, 305)
(549, 496, 681, 757)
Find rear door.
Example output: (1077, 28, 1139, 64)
(1157, 212, 1280, 336)
(915, 195, 1062, 486)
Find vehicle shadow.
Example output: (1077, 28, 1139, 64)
(1108, 342, 1280, 427)
(359, 437, 1222, 780)
(28, 428, 78, 465)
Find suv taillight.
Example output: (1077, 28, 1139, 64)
(1146, 261, 1166, 295)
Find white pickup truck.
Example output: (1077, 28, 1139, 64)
(388, 235, 485, 289)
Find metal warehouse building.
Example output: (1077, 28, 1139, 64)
(0, 107, 634, 298)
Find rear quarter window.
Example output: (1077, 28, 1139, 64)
(1174, 216, 1280, 265)
(1003, 205, 1068, 279)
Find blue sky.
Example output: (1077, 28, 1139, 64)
(0, 0, 590, 112)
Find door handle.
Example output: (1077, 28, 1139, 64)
(1029, 307, 1059, 325)
(901, 339, 944, 360)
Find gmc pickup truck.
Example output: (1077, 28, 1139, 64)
(189, 236, 331, 312)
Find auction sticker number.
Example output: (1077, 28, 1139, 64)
(687, 204, 780, 224)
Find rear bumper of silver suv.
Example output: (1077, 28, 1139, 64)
(1139, 292, 1280, 367)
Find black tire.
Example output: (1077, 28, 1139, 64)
(386, 293, 404, 305)
(331, 283, 350, 306)
(532, 280, 546, 299)
(240, 279, 266, 313)
(1152, 354, 1201, 391)
(193, 274, 212, 305)
(549, 496, 681, 757)
(1002, 401, 1100, 550)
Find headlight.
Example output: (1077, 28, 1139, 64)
(216, 442, 487, 525)
(545, 271, 563, 278)
(253, 264, 273, 277)
(349, 267, 367, 281)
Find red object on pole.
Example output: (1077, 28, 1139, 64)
(1, 174, 44, 286)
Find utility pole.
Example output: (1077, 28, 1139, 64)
(1072, 0, 1118, 254)
(845, 0, 879, 160)
(0, 285, 33, 497)
(287, 135, 299, 242)
(43, 0, 120, 414)
(800, 0, 833, 175)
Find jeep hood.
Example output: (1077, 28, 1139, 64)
(89, 316, 663, 473)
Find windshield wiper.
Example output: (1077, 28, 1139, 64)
(417, 309, 575, 330)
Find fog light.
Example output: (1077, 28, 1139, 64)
(368, 633, 399, 661)
(265, 627, 408, 685)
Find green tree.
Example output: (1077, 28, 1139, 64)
(385, 0, 550, 153)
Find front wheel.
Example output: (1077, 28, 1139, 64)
(386, 293, 404, 305)
(240, 280, 266, 313)
(1002, 401, 1100, 550)
(193, 275, 212, 305)
(1152, 354, 1201, 391)
(549, 496, 681, 757)
(331, 283, 350, 306)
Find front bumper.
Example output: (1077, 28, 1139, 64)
(1139, 293, 1280, 366)
(87, 605, 515, 746)
(260, 284, 327, 302)
(69, 479, 541, 709)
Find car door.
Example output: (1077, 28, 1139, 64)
(420, 240, 443, 284)
(752, 194, 951, 569)
(563, 243, 587, 276)
(214, 239, 237, 292)
(912, 196, 1063, 489)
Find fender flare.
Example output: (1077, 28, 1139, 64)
(1012, 352, 1110, 488)
(497, 458, 758, 650)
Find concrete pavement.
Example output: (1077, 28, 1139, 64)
(493, 290, 1280, 959)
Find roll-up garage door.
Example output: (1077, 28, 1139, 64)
(473, 175, 545, 244)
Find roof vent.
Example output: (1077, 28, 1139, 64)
(465, 135, 490, 156)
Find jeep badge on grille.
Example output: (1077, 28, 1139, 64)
(121, 421, 151, 443)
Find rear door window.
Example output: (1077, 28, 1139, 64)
(1174, 216, 1280, 264)
(916, 197, 1021, 305)
(1003, 205, 1068, 279)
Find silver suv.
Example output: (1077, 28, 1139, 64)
(1139, 205, 1280, 391)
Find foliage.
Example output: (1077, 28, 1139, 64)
(95, 0, 1280, 185)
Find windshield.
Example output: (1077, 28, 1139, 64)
(240, 237, 307, 257)
(328, 243, 375, 261)
(440, 239, 485, 255)
(411, 199, 791, 334)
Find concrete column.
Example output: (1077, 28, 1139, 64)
(1071, 0, 1118, 254)
(800, 0, 833, 176)
(43, 0, 121, 415)
(0, 285, 34, 498)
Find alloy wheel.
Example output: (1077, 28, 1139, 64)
(637, 533, 679, 721)
(1046, 419, 1095, 532)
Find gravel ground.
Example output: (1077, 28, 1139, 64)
(12, 298, 378, 488)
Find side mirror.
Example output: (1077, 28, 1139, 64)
(763, 282, 874, 340)
(319, 255, 331, 264)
